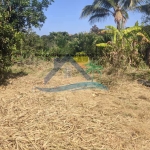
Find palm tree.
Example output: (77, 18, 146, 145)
(80, 0, 150, 30)
(80, 0, 129, 30)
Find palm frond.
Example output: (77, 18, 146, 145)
(93, 0, 112, 9)
(133, 3, 150, 15)
(89, 13, 111, 24)
(113, 0, 122, 5)
(80, 1, 114, 19)
(80, 0, 129, 29)
(121, 8, 129, 19)
(92, 7, 113, 15)
(80, 4, 113, 24)
(107, 0, 119, 9)
(120, 0, 145, 9)
(80, 5, 95, 18)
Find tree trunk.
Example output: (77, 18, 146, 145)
(117, 22, 120, 30)
(145, 48, 150, 67)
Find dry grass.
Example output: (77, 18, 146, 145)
(0, 61, 150, 150)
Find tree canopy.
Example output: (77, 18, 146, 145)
(0, 0, 54, 31)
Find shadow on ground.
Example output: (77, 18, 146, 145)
(127, 70, 150, 81)
(0, 70, 28, 86)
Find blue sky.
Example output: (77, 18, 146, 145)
(33, 0, 143, 36)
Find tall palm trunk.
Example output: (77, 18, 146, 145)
(117, 22, 121, 30)
(115, 6, 123, 30)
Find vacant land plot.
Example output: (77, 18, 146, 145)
(0, 62, 150, 150)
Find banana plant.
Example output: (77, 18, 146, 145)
(96, 25, 122, 47)
(96, 24, 150, 48)
(95, 23, 150, 67)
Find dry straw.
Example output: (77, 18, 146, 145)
(0, 62, 150, 149)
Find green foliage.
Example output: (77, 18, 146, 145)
(11, 31, 106, 65)
(96, 24, 150, 67)
(0, 19, 23, 80)
(0, 0, 55, 82)
(0, 0, 54, 31)
(71, 32, 105, 59)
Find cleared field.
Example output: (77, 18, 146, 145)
(0, 62, 150, 150)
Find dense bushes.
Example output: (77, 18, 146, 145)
(1, 23, 150, 84)
(11, 26, 150, 69)
(12, 31, 107, 60)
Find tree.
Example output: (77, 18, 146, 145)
(0, 0, 54, 31)
(80, 0, 129, 30)
(80, 0, 150, 30)
(0, 12, 23, 80)
(0, 0, 54, 81)
(90, 25, 100, 34)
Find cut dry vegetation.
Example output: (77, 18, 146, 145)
(0, 62, 150, 150)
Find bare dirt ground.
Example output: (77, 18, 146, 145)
(0, 62, 150, 150)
